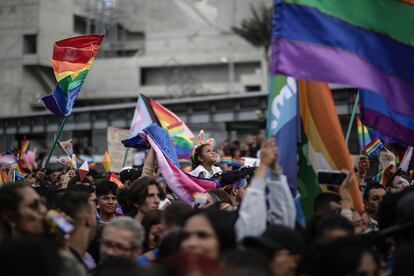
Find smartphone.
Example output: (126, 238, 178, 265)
(317, 170, 348, 186)
(45, 210, 74, 234)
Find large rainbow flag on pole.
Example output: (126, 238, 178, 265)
(272, 0, 414, 117)
(298, 80, 363, 214)
(41, 34, 104, 117)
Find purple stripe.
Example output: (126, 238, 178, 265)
(363, 109, 414, 145)
(272, 38, 414, 116)
(41, 95, 65, 118)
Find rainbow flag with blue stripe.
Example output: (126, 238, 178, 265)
(272, 0, 414, 118)
(364, 138, 384, 158)
(42, 34, 104, 117)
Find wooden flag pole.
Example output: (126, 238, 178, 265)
(44, 117, 67, 168)
(345, 91, 360, 145)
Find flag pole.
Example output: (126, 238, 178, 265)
(345, 91, 360, 145)
(122, 148, 129, 168)
(44, 117, 67, 168)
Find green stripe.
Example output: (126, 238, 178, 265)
(284, 0, 414, 47)
(58, 70, 89, 92)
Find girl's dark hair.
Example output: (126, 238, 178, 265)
(0, 182, 26, 219)
(184, 207, 237, 256)
(191, 144, 208, 170)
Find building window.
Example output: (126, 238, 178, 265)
(23, 34, 37, 54)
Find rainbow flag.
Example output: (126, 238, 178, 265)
(356, 116, 372, 151)
(364, 138, 384, 157)
(232, 157, 245, 167)
(221, 156, 233, 164)
(129, 95, 154, 138)
(373, 164, 394, 185)
(167, 122, 185, 137)
(298, 80, 363, 215)
(109, 172, 124, 188)
(15, 160, 28, 181)
(272, 0, 414, 117)
(42, 34, 104, 117)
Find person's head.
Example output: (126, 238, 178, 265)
(181, 207, 237, 260)
(0, 183, 47, 236)
(49, 171, 62, 185)
(316, 214, 354, 242)
(119, 167, 142, 187)
(54, 190, 96, 243)
(313, 192, 342, 215)
(127, 177, 163, 219)
(351, 210, 368, 234)
(198, 189, 234, 210)
(0, 236, 61, 276)
(389, 175, 406, 193)
(221, 249, 271, 276)
(95, 180, 119, 218)
(162, 202, 192, 231)
(100, 216, 145, 260)
(219, 170, 248, 205)
(192, 144, 217, 169)
(69, 183, 97, 215)
(314, 236, 379, 276)
(142, 209, 165, 252)
(363, 183, 387, 219)
(67, 175, 92, 189)
(243, 224, 304, 276)
(94, 256, 141, 276)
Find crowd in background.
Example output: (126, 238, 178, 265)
(0, 135, 414, 276)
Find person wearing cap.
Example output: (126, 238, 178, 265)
(119, 167, 142, 187)
(243, 224, 304, 276)
(235, 140, 296, 241)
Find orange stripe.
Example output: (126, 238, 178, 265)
(299, 80, 364, 213)
(52, 59, 90, 73)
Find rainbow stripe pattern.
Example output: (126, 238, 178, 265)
(356, 116, 372, 151)
(373, 164, 394, 186)
(232, 157, 245, 167)
(364, 138, 384, 157)
(298, 80, 363, 213)
(272, 0, 414, 117)
(42, 34, 104, 117)
(221, 156, 233, 165)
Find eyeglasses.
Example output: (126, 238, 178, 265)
(101, 239, 135, 252)
(28, 198, 46, 210)
(182, 230, 215, 240)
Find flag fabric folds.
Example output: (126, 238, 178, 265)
(41, 34, 104, 117)
(298, 80, 364, 214)
(123, 124, 216, 204)
(356, 116, 372, 151)
(272, 0, 414, 116)
(129, 95, 154, 138)
(360, 89, 414, 146)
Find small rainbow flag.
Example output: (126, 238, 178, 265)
(221, 156, 233, 164)
(15, 160, 28, 181)
(232, 157, 245, 167)
(109, 172, 124, 188)
(167, 121, 185, 137)
(373, 164, 394, 185)
(364, 138, 384, 157)
(193, 192, 208, 204)
(356, 116, 372, 151)
(41, 34, 104, 117)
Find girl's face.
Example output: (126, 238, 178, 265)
(181, 214, 220, 259)
(199, 145, 217, 165)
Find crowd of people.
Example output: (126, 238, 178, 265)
(0, 135, 413, 276)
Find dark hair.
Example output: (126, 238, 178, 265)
(142, 209, 164, 252)
(163, 202, 192, 229)
(191, 144, 208, 170)
(94, 256, 140, 276)
(69, 183, 95, 194)
(208, 189, 233, 207)
(95, 179, 118, 198)
(313, 192, 342, 215)
(184, 207, 237, 256)
(53, 190, 90, 224)
(0, 183, 27, 219)
(0, 236, 61, 276)
(316, 214, 354, 241)
(222, 249, 271, 276)
(67, 175, 92, 189)
(157, 230, 186, 260)
(127, 176, 164, 207)
(363, 183, 387, 201)
(313, 236, 378, 276)
(116, 188, 131, 215)
(119, 167, 142, 184)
